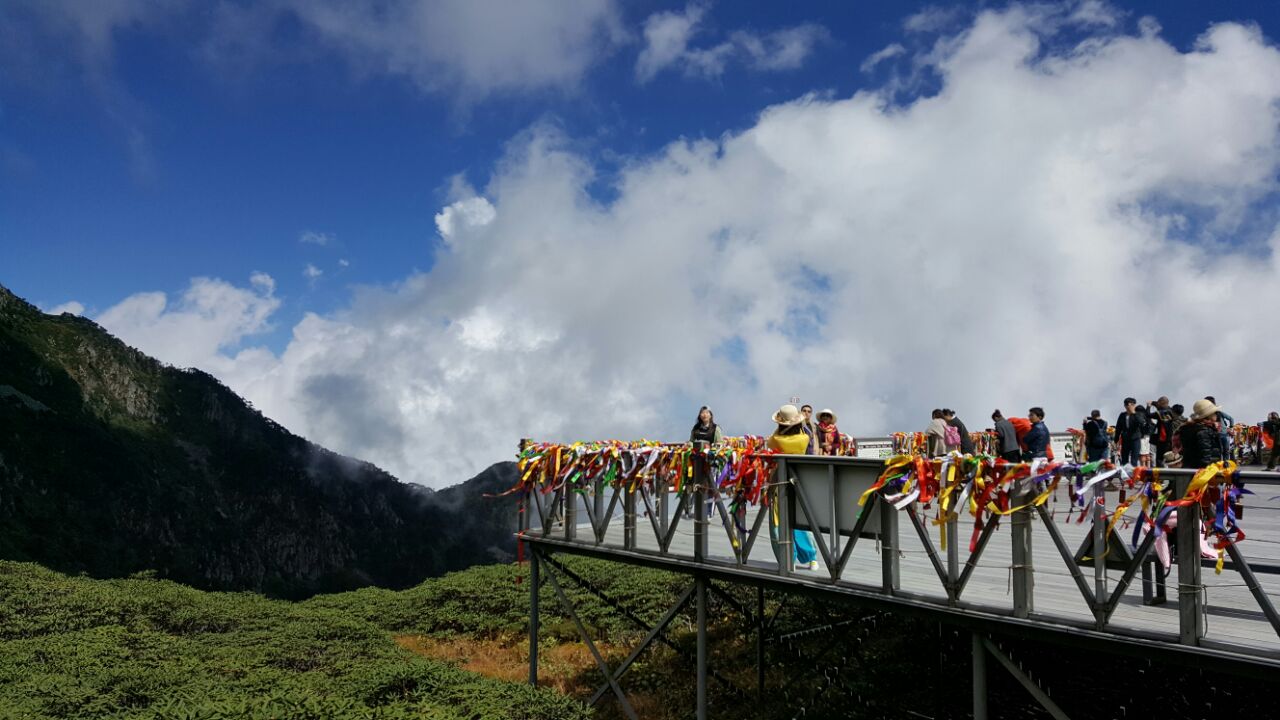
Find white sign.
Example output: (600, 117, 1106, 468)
(855, 438, 896, 459)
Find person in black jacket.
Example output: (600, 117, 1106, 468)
(1024, 407, 1049, 460)
(1264, 412, 1280, 471)
(942, 409, 975, 455)
(1148, 397, 1173, 467)
(1083, 409, 1110, 461)
(1114, 398, 1146, 466)
(1179, 399, 1224, 469)
(689, 407, 723, 444)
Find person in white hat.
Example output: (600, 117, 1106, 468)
(766, 404, 819, 569)
(816, 409, 841, 455)
(1177, 399, 1224, 469)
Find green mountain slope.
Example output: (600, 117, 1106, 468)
(0, 283, 518, 598)
(0, 559, 597, 720)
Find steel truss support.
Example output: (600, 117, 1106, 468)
(972, 632, 1071, 720)
(532, 549, 748, 718)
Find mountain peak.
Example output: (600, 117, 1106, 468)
(0, 283, 517, 598)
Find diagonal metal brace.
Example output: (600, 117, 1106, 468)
(588, 585, 695, 705)
(541, 558, 639, 720)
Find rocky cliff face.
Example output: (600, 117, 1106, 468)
(0, 284, 519, 598)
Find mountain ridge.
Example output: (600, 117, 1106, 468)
(0, 283, 518, 598)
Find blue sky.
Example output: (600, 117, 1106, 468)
(5, 0, 1274, 339)
(4, 1, 1280, 485)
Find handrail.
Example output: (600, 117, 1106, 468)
(517, 447, 1280, 663)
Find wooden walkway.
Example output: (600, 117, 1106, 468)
(527, 465, 1280, 668)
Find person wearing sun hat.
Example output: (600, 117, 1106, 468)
(1178, 398, 1224, 469)
(766, 404, 820, 569)
(816, 408, 841, 455)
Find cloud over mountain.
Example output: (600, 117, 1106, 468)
(98, 5, 1280, 487)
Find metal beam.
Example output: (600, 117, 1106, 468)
(529, 548, 540, 687)
(972, 632, 987, 720)
(542, 559, 638, 720)
(524, 536, 1280, 678)
(980, 637, 1071, 720)
(697, 575, 708, 720)
(588, 585, 695, 705)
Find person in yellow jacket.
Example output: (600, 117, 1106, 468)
(767, 404, 820, 570)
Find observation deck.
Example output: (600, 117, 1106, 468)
(517, 436, 1280, 719)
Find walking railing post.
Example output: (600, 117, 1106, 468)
(564, 482, 577, 542)
(624, 481, 637, 551)
(946, 510, 960, 604)
(1175, 471, 1205, 645)
(880, 495, 900, 593)
(529, 548, 540, 687)
(693, 442, 707, 563)
(777, 458, 793, 577)
(1092, 481, 1108, 618)
(1010, 483, 1034, 618)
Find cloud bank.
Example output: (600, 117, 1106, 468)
(98, 5, 1280, 487)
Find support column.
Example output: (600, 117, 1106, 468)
(623, 481, 637, 551)
(1092, 482, 1108, 613)
(1010, 487, 1034, 618)
(693, 442, 707, 563)
(529, 548, 540, 686)
(1175, 473, 1204, 644)
(880, 497, 900, 593)
(696, 574, 708, 720)
(756, 584, 765, 700)
(972, 632, 987, 720)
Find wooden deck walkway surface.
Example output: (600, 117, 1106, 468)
(541, 481, 1280, 662)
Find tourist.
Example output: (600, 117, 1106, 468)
(816, 409, 841, 456)
(1114, 398, 1145, 467)
(1083, 409, 1110, 462)
(1169, 404, 1188, 440)
(1148, 397, 1173, 467)
(766, 404, 820, 570)
(1024, 407, 1049, 460)
(1264, 412, 1280, 471)
(689, 406, 723, 444)
(992, 410, 1021, 462)
(1205, 396, 1235, 460)
(943, 409, 975, 455)
(926, 409, 949, 457)
(1178, 399, 1224, 469)
(800, 404, 819, 454)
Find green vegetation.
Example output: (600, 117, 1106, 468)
(0, 560, 598, 719)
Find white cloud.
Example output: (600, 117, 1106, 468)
(636, 4, 825, 83)
(9, 0, 624, 110)
(299, 231, 332, 246)
(97, 275, 279, 371)
(100, 5, 1280, 489)
(338, 259, 350, 268)
(434, 196, 497, 243)
(45, 301, 85, 316)
(303, 263, 323, 282)
(259, 0, 625, 100)
(861, 43, 906, 73)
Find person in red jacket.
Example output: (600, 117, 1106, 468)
(1009, 415, 1054, 461)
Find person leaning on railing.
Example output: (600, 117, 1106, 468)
(689, 406, 723, 444)
(767, 404, 820, 570)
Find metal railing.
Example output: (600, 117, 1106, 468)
(519, 450, 1280, 661)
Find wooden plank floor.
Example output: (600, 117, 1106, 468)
(543, 483, 1280, 660)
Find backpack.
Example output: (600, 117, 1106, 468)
(944, 424, 961, 447)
